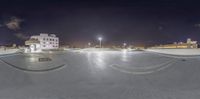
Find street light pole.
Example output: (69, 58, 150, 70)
(88, 42, 91, 47)
(98, 37, 102, 48)
(123, 43, 127, 48)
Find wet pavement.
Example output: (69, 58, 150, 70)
(0, 50, 199, 99)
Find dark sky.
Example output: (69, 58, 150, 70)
(0, 0, 200, 45)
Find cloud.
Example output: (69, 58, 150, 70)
(194, 24, 200, 28)
(14, 33, 29, 40)
(158, 26, 163, 30)
(5, 17, 23, 30)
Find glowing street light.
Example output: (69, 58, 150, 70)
(98, 37, 102, 48)
(123, 43, 127, 46)
(88, 42, 91, 47)
(123, 42, 127, 48)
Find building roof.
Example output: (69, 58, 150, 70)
(25, 39, 40, 45)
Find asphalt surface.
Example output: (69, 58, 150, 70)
(0, 50, 200, 99)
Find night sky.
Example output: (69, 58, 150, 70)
(0, 0, 200, 45)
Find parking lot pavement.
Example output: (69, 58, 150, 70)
(0, 51, 199, 99)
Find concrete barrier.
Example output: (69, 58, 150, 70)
(0, 48, 19, 55)
(146, 48, 200, 56)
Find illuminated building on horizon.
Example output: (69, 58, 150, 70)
(25, 33, 59, 52)
(151, 38, 198, 49)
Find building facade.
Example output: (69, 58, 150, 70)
(25, 33, 59, 52)
(151, 38, 198, 49)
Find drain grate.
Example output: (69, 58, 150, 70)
(181, 59, 186, 61)
(38, 58, 52, 62)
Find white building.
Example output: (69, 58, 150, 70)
(25, 33, 59, 52)
(151, 38, 198, 49)
(187, 38, 197, 44)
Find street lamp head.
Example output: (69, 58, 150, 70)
(123, 43, 127, 46)
(88, 42, 91, 46)
(98, 37, 102, 41)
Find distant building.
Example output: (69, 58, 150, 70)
(151, 38, 198, 49)
(25, 33, 59, 52)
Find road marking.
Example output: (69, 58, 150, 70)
(0, 53, 22, 58)
(0, 58, 66, 73)
(109, 59, 177, 75)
